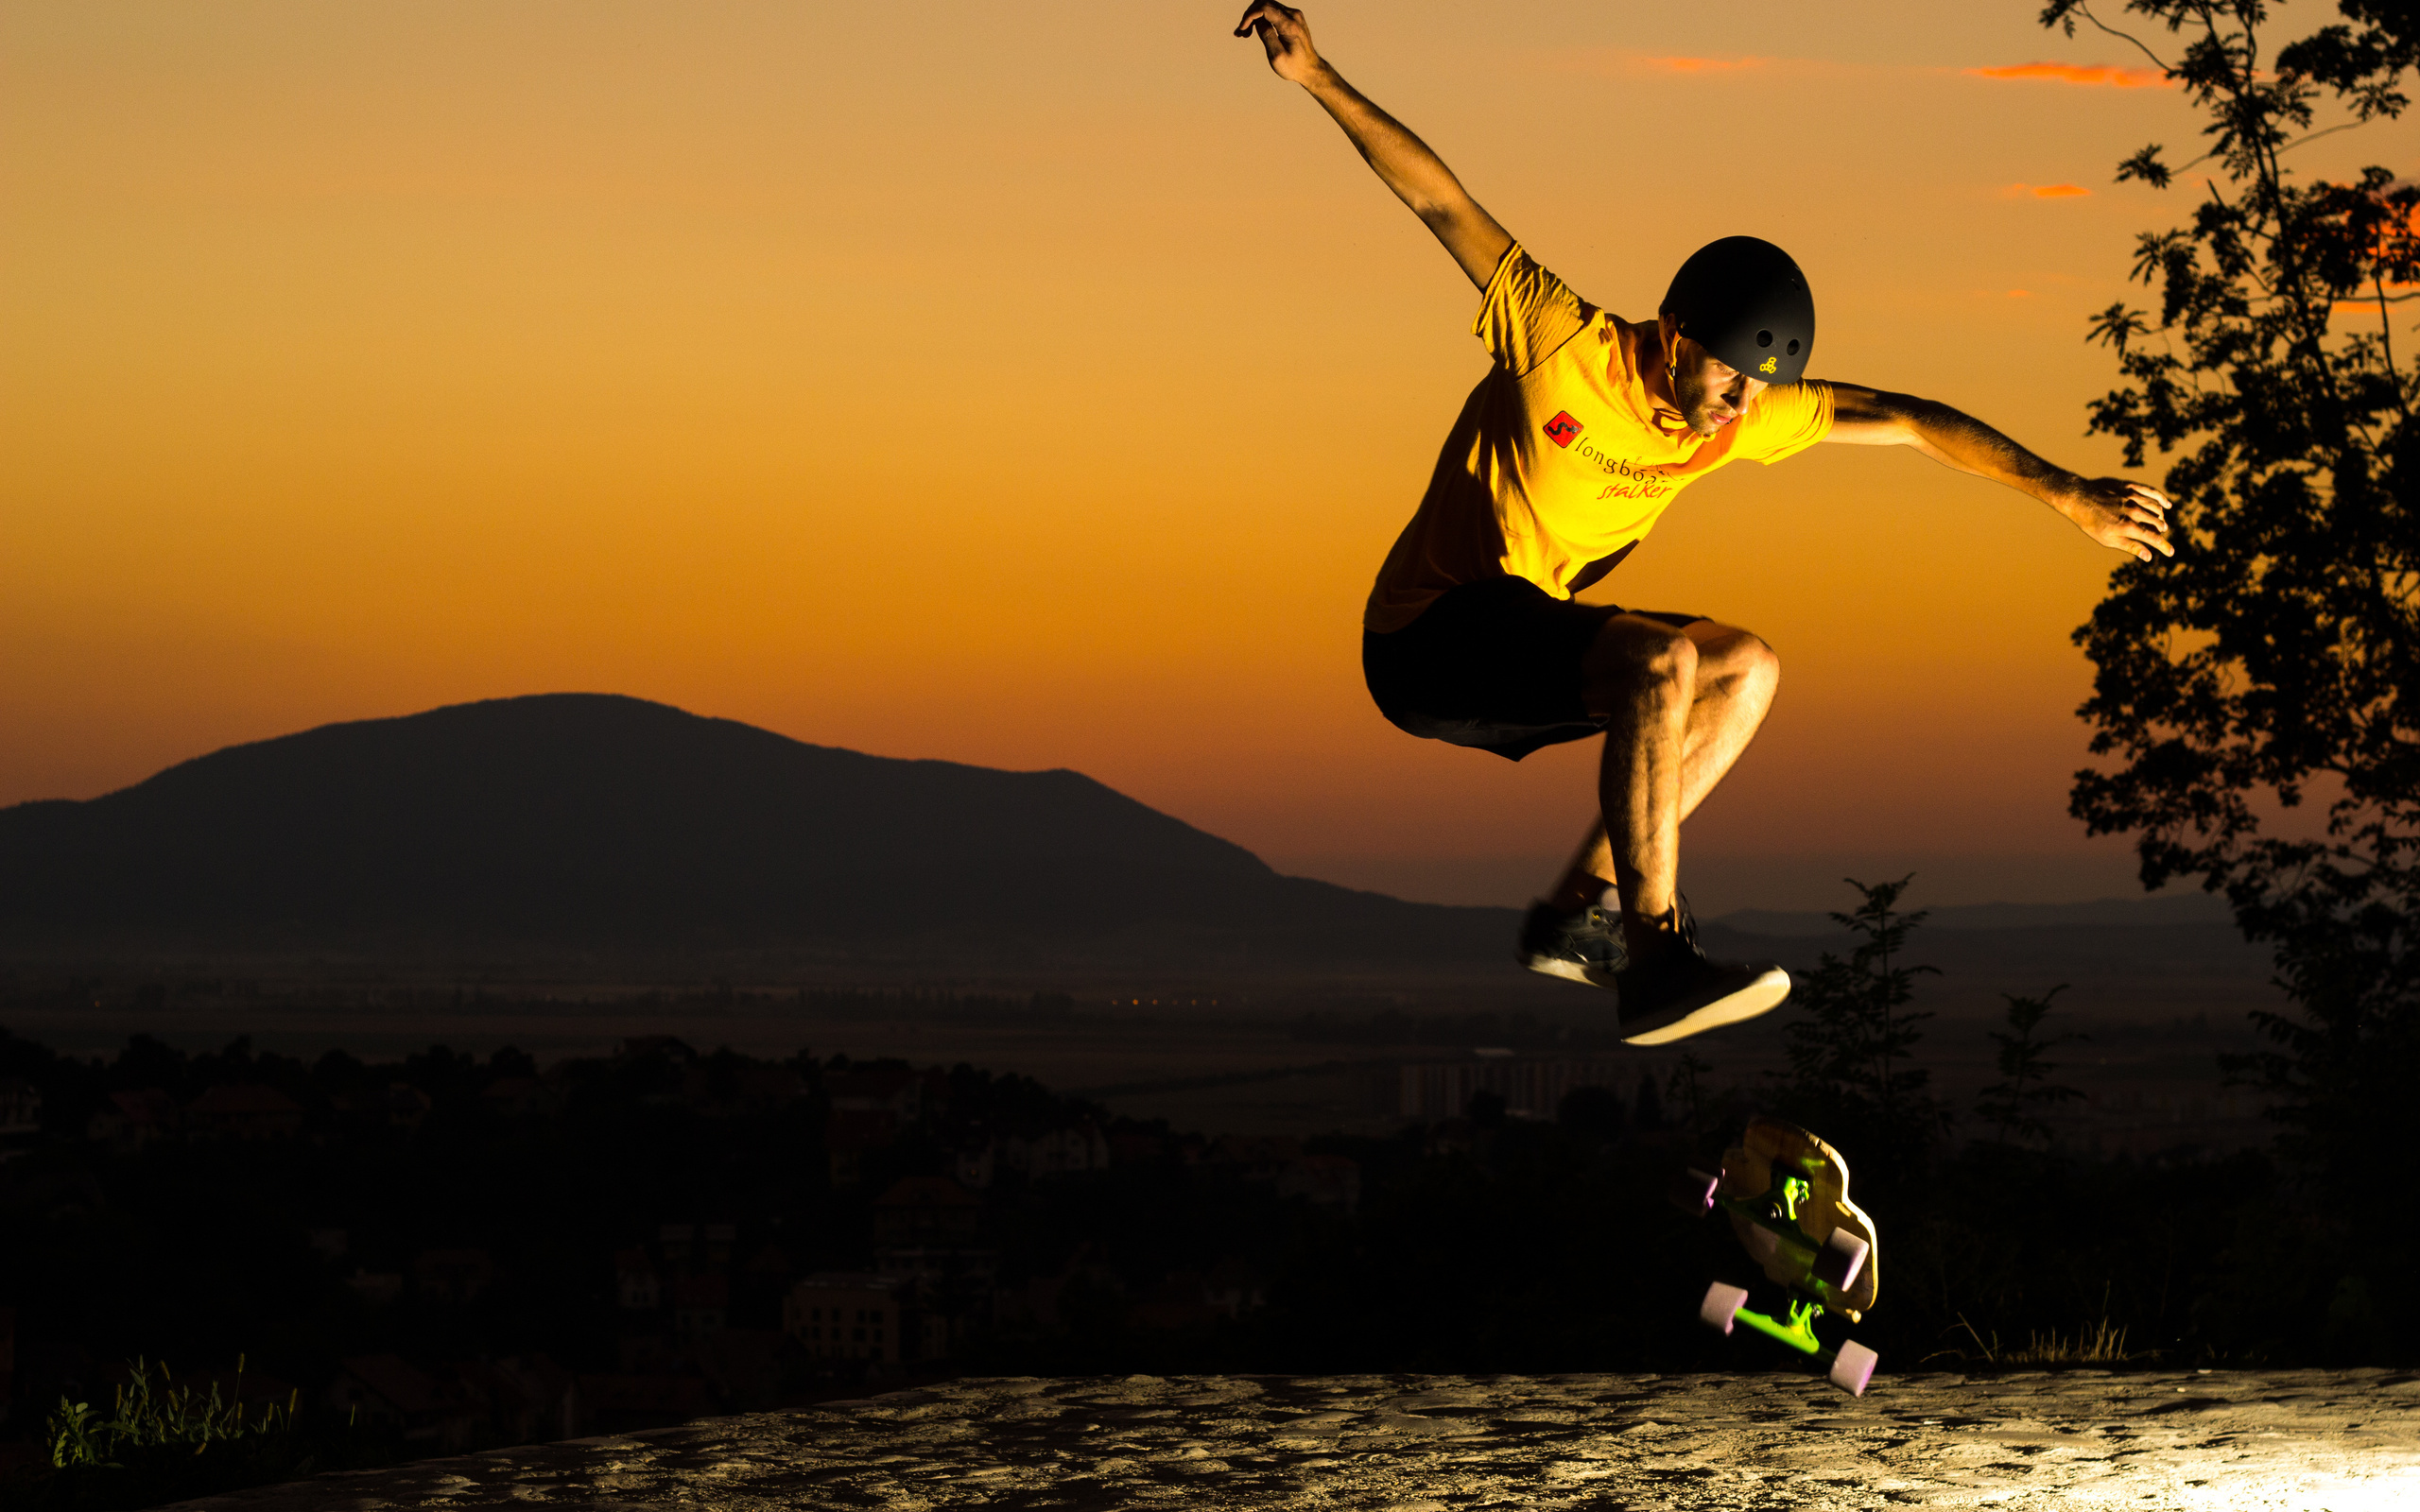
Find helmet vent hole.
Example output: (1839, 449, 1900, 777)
(1787, 338, 1801, 356)
(1756, 329, 1774, 348)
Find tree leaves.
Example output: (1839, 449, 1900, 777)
(2056, 1, 2419, 1189)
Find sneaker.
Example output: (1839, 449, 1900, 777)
(1517, 895, 1628, 987)
(1616, 900, 1790, 1045)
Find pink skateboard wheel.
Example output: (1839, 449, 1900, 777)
(1829, 1340, 1877, 1396)
(1815, 1228, 1869, 1291)
(1699, 1281, 1749, 1334)
(1670, 1168, 1720, 1216)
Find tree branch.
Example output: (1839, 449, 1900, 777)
(2074, 1, 2175, 73)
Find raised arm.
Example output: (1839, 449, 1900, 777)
(1824, 384, 2175, 562)
(1235, 3, 1512, 289)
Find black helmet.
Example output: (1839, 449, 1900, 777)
(1661, 236, 1816, 385)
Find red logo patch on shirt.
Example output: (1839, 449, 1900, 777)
(1544, 412, 1583, 448)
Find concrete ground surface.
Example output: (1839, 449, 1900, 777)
(169, 1368, 2418, 1510)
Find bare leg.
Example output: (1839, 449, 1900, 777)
(1546, 619, 1780, 952)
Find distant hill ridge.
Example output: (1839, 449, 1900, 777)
(1712, 892, 2233, 938)
(0, 694, 1512, 967)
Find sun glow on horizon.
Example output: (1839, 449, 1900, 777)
(14, 0, 2369, 906)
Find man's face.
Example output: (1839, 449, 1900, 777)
(1657, 315, 1768, 438)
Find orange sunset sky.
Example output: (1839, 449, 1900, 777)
(6, 1, 2413, 911)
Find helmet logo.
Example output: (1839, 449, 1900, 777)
(1758, 356, 1778, 375)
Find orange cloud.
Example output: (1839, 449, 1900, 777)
(2334, 287, 2420, 317)
(1643, 56, 1770, 75)
(2004, 183, 2093, 198)
(1967, 61, 2169, 88)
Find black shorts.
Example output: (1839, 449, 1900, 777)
(1362, 576, 1705, 762)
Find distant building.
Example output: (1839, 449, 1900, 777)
(1010, 1123, 1112, 1178)
(1201, 1258, 1266, 1319)
(688, 1329, 787, 1409)
(872, 1177, 983, 1246)
(954, 1139, 996, 1189)
(672, 1274, 728, 1340)
(825, 1068, 924, 1123)
(457, 1355, 579, 1443)
(329, 1354, 479, 1451)
(1204, 1134, 1300, 1172)
(414, 1248, 494, 1304)
(1275, 1154, 1362, 1211)
(825, 1109, 899, 1186)
(1129, 1259, 1269, 1332)
(1424, 1117, 1476, 1159)
(874, 1246, 997, 1290)
(613, 1249, 660, 1311)
(679, 1064, 804, 1115)
(479, 1076, 555, 1119)
(783, 1273, 909, 1366)
(184, 1084, 303, 1140)
(333, 1083, 432, 1129)
(345, 1269, 405, 1306)
(1110, 1129, 1167, 1166)
(0, 1079, 40, 1161)
(1393, 1057, 1632, 1121)
(86, 1089, 176, 1153)
(619, 1036, 698, 1065)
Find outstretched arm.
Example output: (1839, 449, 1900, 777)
(1824, 384, 2174, 562)
(1235, 3, 1512, 289)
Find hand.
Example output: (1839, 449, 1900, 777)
(2054, 475, 2175, 561)
(1235, 2, 1323, 85)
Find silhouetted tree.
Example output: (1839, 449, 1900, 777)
(1772, 876, 1944, 1173)
(1662, 1053, 1715, 1143)
(2044, 1, 2418, 1184)
(1976, 986, 2086, 1146)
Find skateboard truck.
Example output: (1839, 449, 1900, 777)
(1673, 1161, 1879, 1396)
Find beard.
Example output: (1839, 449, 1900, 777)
(1668, 366, 1732, 437)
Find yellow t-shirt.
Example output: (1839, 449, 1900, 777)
(1364, 244, 1835, 632)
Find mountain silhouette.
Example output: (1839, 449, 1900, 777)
(0, 695, 1516, 969)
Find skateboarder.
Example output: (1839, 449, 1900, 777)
(1235, 5, 2174, 1044)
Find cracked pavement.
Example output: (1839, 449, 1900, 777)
(167, 1368, 2420, 1509)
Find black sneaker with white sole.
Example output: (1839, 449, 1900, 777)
(1516, 897, 1628, 987)
(1615, 901, 1790, 1045)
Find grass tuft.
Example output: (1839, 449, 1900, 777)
(1931, 1312, 2150, 1366)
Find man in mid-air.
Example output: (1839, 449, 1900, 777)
(1235, 6, 2173, 1045)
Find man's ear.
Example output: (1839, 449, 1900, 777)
(1656, 311, 1683, 373)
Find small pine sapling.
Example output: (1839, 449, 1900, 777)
(1977, 985, 2087, 1147)
(1775, 875, 1945, 1170)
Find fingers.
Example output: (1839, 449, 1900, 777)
(2120, 520, 2174, 559)
(1234, 2, 1295, 38)
(2093, 479, 2173, 559)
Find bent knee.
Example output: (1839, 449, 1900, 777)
(1584, 617, 1700, 700)
(1695, 625, 1780, 691)
(1737, 632, 1781, 690)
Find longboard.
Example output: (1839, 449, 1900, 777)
(1672, 1115, 1880, 1395)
